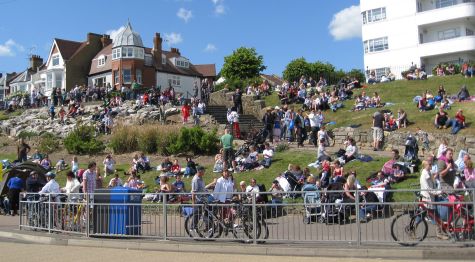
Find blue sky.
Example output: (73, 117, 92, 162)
(0, 0, 362, 76)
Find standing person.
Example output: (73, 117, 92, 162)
(229, 107, 241, 139)
(220, 128, 234, 171)
(6, 175, 23, 216)
(61, 171, 81, 195)
(17, 138, 30, 163)
(82, 161, 98, 194)
(294, 109, 305, 147)
(262, 108, 275, 143)
(191, 166, 206, 229)
(58, 107, 66, 124)
(308, 109, 320, 146)
(437, 148, 457, 190)
(233, 88, 243, 115)
(49, 104, 55, 120)
(181, 102, 191, 124)
(213, 169, 235, 203)
(372, 110, 385, 151)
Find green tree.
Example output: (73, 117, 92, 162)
(282, 58, 312, 82)
(221, 47, 266, 80)
(309, 61, 335, 79)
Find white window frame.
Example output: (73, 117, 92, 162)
(438, 28, 460, 40)
(123, 68, 132, 84)
(97, 56, 105, 67)
(363, 37, 389, 53)
(436, 0, 456, 8)
(46, 73, 53, 88)
(52, 55, 60, 67)
(114, 70, 119, 84)
(112, 48, 121, 60)
(362, 7, 386, 24)
(169, 75, 181, 86)
(136, 69, 142, 84)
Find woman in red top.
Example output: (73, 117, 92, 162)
(171, 159, 181, 175)
(143, 92, 149, 105)
(181, 102, 191, 124)
(446, 109, 465, 134)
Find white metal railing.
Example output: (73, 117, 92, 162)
(18, 188, 475, 246)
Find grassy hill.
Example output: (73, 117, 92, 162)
(266, 75, 475, 133)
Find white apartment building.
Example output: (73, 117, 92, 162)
(361, 0, 475, 79)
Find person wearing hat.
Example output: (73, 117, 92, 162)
(26, 171, 44, 193)
(39, 172, 60, 196)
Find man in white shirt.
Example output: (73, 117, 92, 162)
(308, 109, 324, 146)
(261, 143, 274, 168)
(213, 170, 235, 203)
(39, 172, 61, 197)
(245, 178, 260, 198)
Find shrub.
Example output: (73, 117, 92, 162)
(109, 125, 138, 154)
(156, 126, 180, 156)
(167, 127, 219, 155)
(38, 132, 60, 154)
(275, 143, 289, 152)
(17, 131, 38, 139)
(64, 125, 105, 155)
(214, 77, 263, 92)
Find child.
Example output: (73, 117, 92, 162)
(390, 164, 405, 183)
(71, 156, 79, 175)
(320, 160, 331, 188)
(416, 127, 430, 156)
(59, 107, 66, 124)
(171, 159, 181, 176)
(55, 157, 66, 172)
(173, 174, 186, 193)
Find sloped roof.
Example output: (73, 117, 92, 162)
(54, 38, 83, 60)
(89, 43, 113, 75)
(194, 64, 216, 77)
(10, 69, 35, 84)
(113, 22, 144, 48)
(261, 74, 284, 86)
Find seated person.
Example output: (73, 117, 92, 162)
(389, 164, 405, 183)
(31, 149, 43, 163)
(140, 153, 151, 171)
(396, 109, 408, 129)
(371, 171, 390, 188)
(302, 176, 319, 191)
(445, 109, 466, 135)
(331, 160, 344, 184)
(358, 186, 381, 221)
(245, 178, 260, 197)
(108, 173, 123, 187)
(371, 92, 381, 107)
(55, 157, 66, 172)
(172, 173, 185, 193)
(184, 157, 197, 178)
(320, 160, 332, 188)
(40, 155, 52, 170)
(171, 159, 181, 176)
(434, 108, 449, 129)
(342, 138, 358, 163)
(160, 157, 173, 172)
(418, 96, 428, 111)
(317, 139, 331, 162)
(260, 143, 274, 168)
(243, 146, 259, 170)
(125, 174, 139, 189)
(353, 95, 365, 111)
(132, 154, 146, 173)
(457, 85, 470, 101)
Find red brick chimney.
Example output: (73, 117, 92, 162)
(101, 34, 112, 48)
(153, 33, 163, 64)
(170, 48, 181, 56)
(29, 55, 43, 71)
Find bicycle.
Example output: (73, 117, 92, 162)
(391, 191, 474, 246)
(185, 197, 268, 241)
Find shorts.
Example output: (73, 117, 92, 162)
(373, 127, 383, 142)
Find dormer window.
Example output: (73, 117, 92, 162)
(175, 58, 189, 68)
(112, 48, 121, 60)
(97, 55, 106, 67)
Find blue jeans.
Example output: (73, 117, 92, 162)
(359, 204, 379, 219)
(445, 119, 463, 134)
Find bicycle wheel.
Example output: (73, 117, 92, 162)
(391, 212, 428, 246)
(184, 215, 197, 238)
(259, 219, 269, 240)
(451, 212, 473, 241)
(194, 212, 220, 239)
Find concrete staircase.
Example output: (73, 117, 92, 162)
(206, 105, 264, 137)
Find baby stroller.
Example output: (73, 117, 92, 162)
(302, 187, 323, 224)
(282, 171, 302, 199)
(234, 128, 268, 157)
(404, 134, 420, 172)
(321, 183, 345, 224)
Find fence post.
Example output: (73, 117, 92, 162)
(252, 193, 257, 245)
(472, 189, 475, 226)
(163, 193, 168, 240)
(86, 193, 90, 237)
(355, 188, 361, 246)
(48, 194, 51, 233)
(19, 196, 22, 230)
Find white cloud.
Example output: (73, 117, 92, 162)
(0, 39, 24, 57)
(204, 43, 217, 52)
(177, 8, 193, 23)
(212, 0, 226, 15)
(328, 5, 362, 41)
(106, 26, 125, 43)
(164, 32, 183, 45)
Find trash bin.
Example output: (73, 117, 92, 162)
(93, 189, 111, 234)
(108, 187, 142, 235)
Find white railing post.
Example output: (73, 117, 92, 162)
(252, 193, 257, 244)
(86, 193, 90, 237)
(355, 188, 361, 246)
(48, 194, 51, 233)
(163, 193, 168, 240)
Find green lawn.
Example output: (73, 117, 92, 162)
(266, 76, 475, 134)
